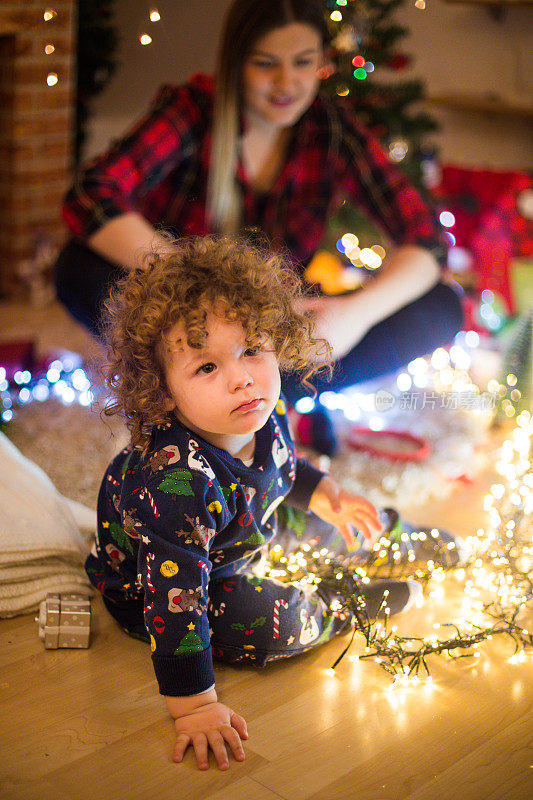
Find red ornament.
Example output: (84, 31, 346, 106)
(238, 510, 253, 527)
(153, 616, 165, 633)
(387, 53, 410, 71)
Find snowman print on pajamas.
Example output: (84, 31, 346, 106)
(188, 439, 216, 479)
(299, 608, 320, 644)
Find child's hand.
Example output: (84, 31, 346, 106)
(309, 475, 383, 549)
(172, 701, 248, 770)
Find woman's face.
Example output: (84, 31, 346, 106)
(242, 22, 323, 131)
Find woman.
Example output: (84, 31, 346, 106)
(56, 0, 462, 453)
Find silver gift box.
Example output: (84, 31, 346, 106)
(37, 592, 91, 649)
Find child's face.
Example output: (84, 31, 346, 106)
(163, 308, 281, 450)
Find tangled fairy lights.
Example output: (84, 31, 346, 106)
(0, 356, 94, 424)
(264, 411, 533, 683)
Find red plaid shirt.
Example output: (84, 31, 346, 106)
(63, 73, 446, 271)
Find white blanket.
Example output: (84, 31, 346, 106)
(0, 432, 96, 617)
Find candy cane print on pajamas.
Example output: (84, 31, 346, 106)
(138, 487, 160, 519)
(273, 598, 289, 639)
(145, 552, 155, 592)
(208, 599, 226, 617)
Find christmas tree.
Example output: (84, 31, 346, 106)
(174, 628, 205, 656)
(109, 522, 133, 554)
(242, 529, 266, 547)
(158, 469, 194, 499)
(322, 0, 438, 187)
(309, 0, 440, 268)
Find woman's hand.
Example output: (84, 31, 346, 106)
(296, 245, 441, 361)
(172, 701, 248, 770)
(295, 293, 371, 360)
(309, 475, 383, 549)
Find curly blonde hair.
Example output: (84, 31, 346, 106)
(102, 236, 331, 453)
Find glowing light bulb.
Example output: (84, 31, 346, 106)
(149, 8, 161, 22)
(341, 233, 359, 249)
(46, 72, 58, 86)
(44, 9, 57, 22)
(439, 211, 456, 228)
(330, 11, 343, 22)
(139, 33, 152, 45)
(44, 44, 55, 55)
(397, 372, 412, 391)
(294, 396, 315, 414)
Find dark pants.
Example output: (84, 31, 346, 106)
(54, 238, 464, 395)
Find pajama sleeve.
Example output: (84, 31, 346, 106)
(284, 458, 325, 512)
(62, 80, 208, 239)
(133, 471, 232, 696)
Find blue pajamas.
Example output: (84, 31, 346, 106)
(104, 505, 353, 666)
(88, 403, 357, 695)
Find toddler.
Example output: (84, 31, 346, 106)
(86, 237, 460, 770)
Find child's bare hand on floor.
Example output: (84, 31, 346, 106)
(172, 701, 248, 770)
(309, 475, 383, 549)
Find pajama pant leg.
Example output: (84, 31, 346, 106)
(207, 506, 353, 666)
(103, 509, 355, 664)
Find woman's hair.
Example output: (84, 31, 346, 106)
(208, 0, 330, 234)
(103, 236, 331, 454)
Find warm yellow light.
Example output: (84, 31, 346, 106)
(150, 8, 161, 22)
(44, 43, 55, 55)
(330, 11, 343, 21)
(46, 72, 58, 86)
(371, 245, 386, 259)
(139, 33, 152, 45)
(44, 9, 57, 22)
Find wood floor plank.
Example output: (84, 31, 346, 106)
(204, 776, 286, 800)
(1, 718, 269, 800)
(405, 714, 533, 800)
(249, 642, 533, 800)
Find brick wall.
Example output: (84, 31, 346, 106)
(0, 1, 75, 295)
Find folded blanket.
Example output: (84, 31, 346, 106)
(0, 432, 96, 617)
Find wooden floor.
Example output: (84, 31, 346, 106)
(1, 301, 532, 800)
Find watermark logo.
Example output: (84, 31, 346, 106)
(374, 389, 396, 413)
(374, 390, 495, 412)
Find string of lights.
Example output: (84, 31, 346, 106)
(43, 8, 59, 87)
(263, 410, 533, 683)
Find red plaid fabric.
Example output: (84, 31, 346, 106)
(63, 73, 447, 272)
